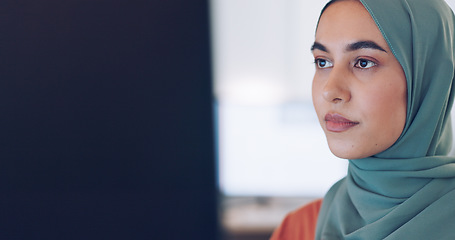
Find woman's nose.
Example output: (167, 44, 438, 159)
(322, 68, 351, 103)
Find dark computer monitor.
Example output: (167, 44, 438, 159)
(0, 1, 218, 239)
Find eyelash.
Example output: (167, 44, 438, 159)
(314, 58, 377, 69)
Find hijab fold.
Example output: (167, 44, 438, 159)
(315, 0, 455, 239)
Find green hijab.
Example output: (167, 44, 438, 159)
(315, 0, 455, 239)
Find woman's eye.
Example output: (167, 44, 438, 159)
(355, 59, 376, 69)
(315, 59, 333, 69)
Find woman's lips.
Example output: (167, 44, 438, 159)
(324, 113, 359, 132)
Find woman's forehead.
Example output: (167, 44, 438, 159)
(315, 0, 388, 51)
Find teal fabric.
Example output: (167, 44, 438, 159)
(315, 0, 455, 239)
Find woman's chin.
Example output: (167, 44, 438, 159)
(327, 143, 372, 160)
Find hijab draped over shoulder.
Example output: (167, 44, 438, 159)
(315, 0, 455, 239)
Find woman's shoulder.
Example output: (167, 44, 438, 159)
(270, 198, 323, 240)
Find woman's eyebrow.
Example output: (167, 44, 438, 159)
(347, 41, 387, 52)
(311, 42, 328, 52)
(311, 41, 387, 53)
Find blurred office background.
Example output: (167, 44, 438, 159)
(211, 0, 455, 239)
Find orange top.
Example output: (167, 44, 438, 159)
(270, 199, 323, 240)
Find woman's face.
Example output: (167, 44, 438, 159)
(312, 0, 407, 159)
